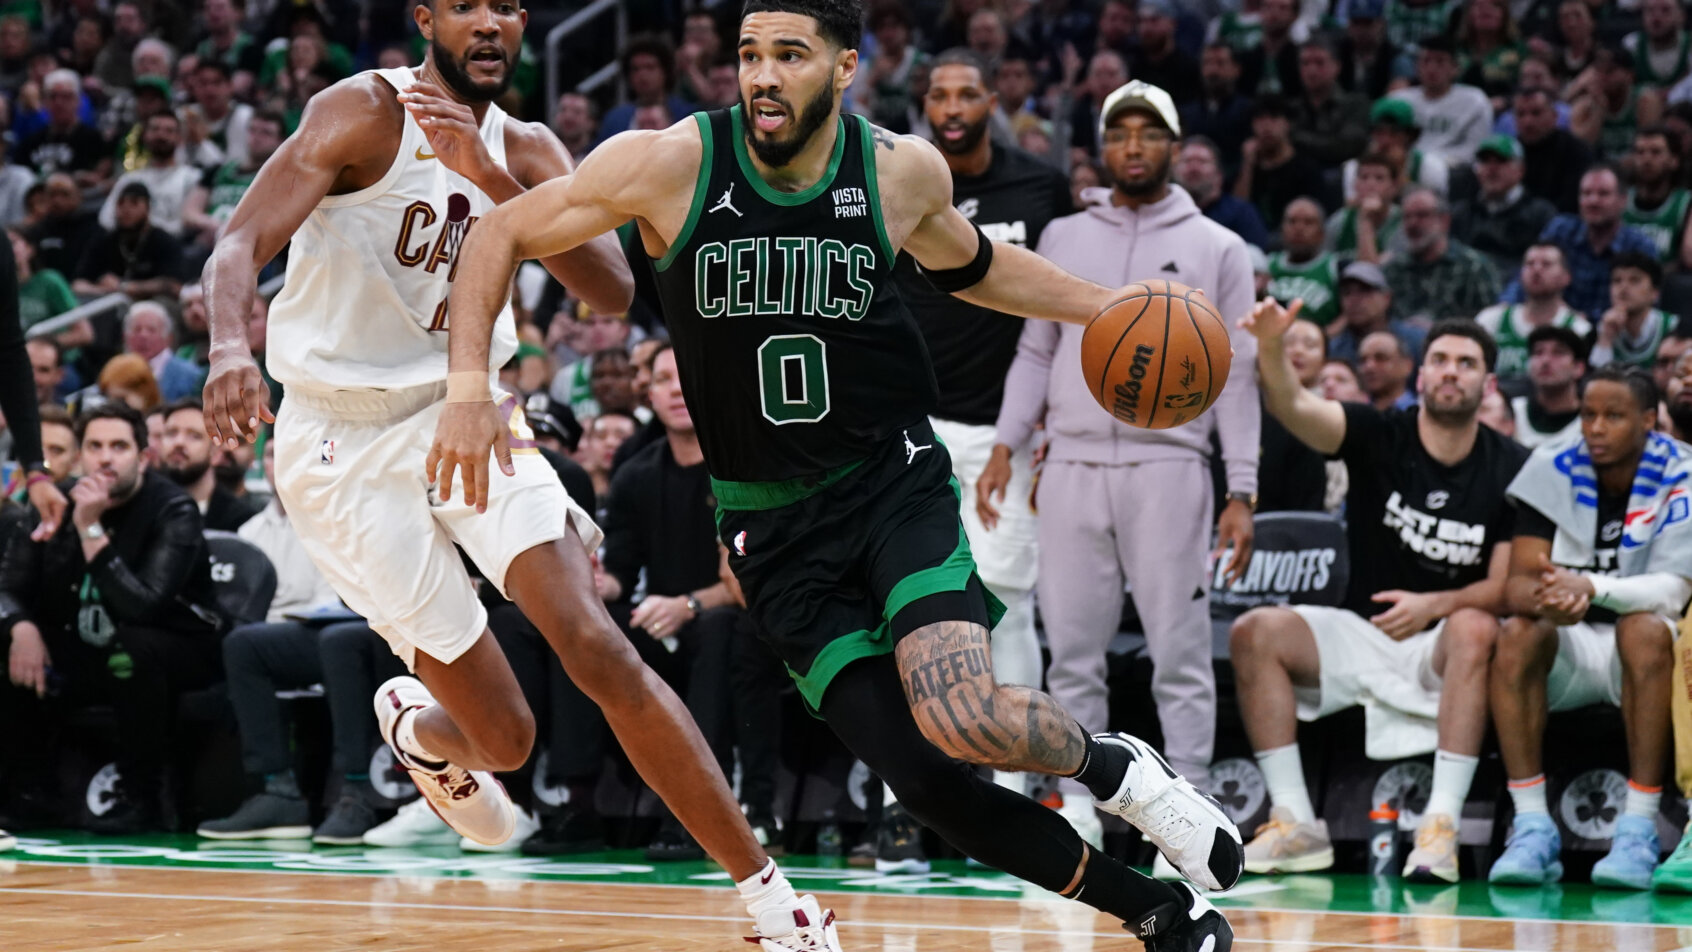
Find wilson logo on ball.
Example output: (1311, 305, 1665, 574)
(1081, 279, 1232, 430)
(1111, 344, 1157, 422)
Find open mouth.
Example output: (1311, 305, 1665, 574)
(752, 99, 787, 133)
(940, 123, 968, 142)
(467, 46, 505, 75)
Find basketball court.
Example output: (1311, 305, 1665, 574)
(5, 832, 1691, 950)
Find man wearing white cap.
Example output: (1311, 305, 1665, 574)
(989, 80, 1261, 857)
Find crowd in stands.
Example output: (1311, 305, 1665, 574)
(4, 0, 1692, 896)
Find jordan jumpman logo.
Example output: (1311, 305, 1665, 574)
(709, 182, 742, 217)
(904, 429, 932, 465)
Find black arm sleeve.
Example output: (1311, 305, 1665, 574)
(0, 235, 42, 467)
(86, 495, 205, 624)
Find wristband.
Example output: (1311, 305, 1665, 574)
(445, 371, 491, 404)
(25, 472, 53, 489)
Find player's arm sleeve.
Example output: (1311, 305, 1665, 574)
(1211, 238, 1261, 495)
(1589, 573, 1692, 617)
(599, 463, 645, 601)
(993, 303, 1059, 452)
(87, 496, 208, 623)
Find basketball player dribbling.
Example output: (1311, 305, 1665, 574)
(434, 3, 1243, 949)
(201, 3, 843, 949)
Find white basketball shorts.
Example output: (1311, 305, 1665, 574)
(274, 382, 602, 669)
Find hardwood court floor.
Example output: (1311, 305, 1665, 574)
(4, 834, 1692, 951)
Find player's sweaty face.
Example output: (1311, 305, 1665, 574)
(425, 0, 526, 103)
(738, 12, 846, 167)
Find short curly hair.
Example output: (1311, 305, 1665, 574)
(741, 0, 862, 52)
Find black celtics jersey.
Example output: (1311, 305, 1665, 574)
(651, 108, 938, 482)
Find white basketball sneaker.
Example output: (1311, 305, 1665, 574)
(750, 895, 844, 952)
(1091, 732, 1244, 891)
(374, 675, 516, 847)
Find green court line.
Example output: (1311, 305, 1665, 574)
(7, 832, 1692, 927)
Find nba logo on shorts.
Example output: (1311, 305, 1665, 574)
(733, 530, 748, 556)
(320, 440, 335, 465)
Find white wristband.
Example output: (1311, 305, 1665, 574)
(445, 371, 490, 404)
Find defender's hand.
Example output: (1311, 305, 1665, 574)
(976, 444, 1014, 530)
(203, 352, 274, 447)
(427, 400, 513, 514)
(399, 82, 496, 182)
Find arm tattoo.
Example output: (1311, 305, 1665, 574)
(869, 124, 911, 153)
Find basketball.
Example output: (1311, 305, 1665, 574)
(1080, 279, 1232, 430)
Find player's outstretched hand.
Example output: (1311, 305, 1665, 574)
(203, 352, 274, 448)
(398, 81, 494, 182)
(1239, 296, 1303, 343)
(427, 400, 513, 514)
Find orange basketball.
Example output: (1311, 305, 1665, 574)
(1080, 279, 1232, 430)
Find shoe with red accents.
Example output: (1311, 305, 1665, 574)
(373, 675, 515, 847)
(748, 895, 843, 952)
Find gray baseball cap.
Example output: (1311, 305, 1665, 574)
(1340, 260, 1389, 290)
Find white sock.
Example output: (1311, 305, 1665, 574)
(1508, 775, 1549, 817)
(1625, 781, 1663, 821)
(1256, 744, 1316, 824)
(1424, 750, 1479, 821)
(736, 859, 800, 917)
(395, 708, 446, 766)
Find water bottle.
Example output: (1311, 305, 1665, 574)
(1368, 802, 1400, 876)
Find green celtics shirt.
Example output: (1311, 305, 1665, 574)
(1624, 187, 1692, 264)
(1266, 250, 1342, 326)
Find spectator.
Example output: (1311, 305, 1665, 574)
(597, 345, 773, 859)
(121, 301, 200, 402)
(1235, 311, 1525, 883)
(38, 403, 79, 478)
(27, 338, 66, 406)
(1290, 37, 1371, 168)
(111, 73, 179, 173)
(1257, 317, 1334, 513)
(1384, 187, 1502, 322)
(1236, 93, 1331, 230)
(992, 53, 1039, 135)
(1177, 134, 1269, 247)
(0, 15, 30, 95)
(1551, 0, 1600, 82)
(1384, 0, 1464, 49)
(0, 402, 225, 832)
(93, 0, 146, 92)
(155, 397, 259, 531)
(1512, 324, 1588, 447)
(182, 109, 285, 250)
(1490, 365, 1691, 889)
(1267, 196, 1342, 326)
(1493, 56, 1573, 138)
(551, 93, 598, 159)
(1319, 357, 1368, 401)
(1626, 0, 1692, 91)
(672, 8, 723, 107)
(1358, 328, 1419, 410)
(1621, 126, 1692, 267)
(1515, 86, 1595, 213)
(1181, 44, 1254, 176)
(11, 229, 86, 351)
(1391, 36, 1494, 167)
(1521, 166, 1659, 318)
(1131, 0, 1201, 106)
(1326, 152, 1404, 261)
(858, 5, 927, 135)
(1338, 0, 1407, 100)
(1479, 388, 1519, 439)
(1093, 0, 1139, 57)
(183, 61, 253, 170)
(1343, 98, 1450, 204)
(1450, 134, 1559, 277)
(1067, 48, 1129, 157)
(25, 173, 100, 281)
(94, 354, 161, 413)
(1328, 260, 1428, 365)
(1476, 243, 1590, 382)
(995, 81, 1260, 845)
(1665, 348, 1692, 439)
(194, 438, 383, 846)
(596, 36, 694, 144)
(0, 136, 35, 232)
(965, 8, 1010, 67)
(18, 69, 111, 189)
(1593, 251, 1682, 369)
(99, 112, 200, 238)
(1238, 0, 1304, 98)
(194, 0, 262, 95)
(1455, 0, 1526, 104)
(578, 410, 635, 504)
(73, 182, 184, 301)
(1651, 330, 1692, 397)
(1569, 44, 1654, 163)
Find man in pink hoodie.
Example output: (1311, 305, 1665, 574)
(983, 81, 1262, 854)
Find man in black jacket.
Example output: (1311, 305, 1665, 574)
(0, 402, 224, 832)
(156, 397, 262, 532)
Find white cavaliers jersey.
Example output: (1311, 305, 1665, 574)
(268, 67, 518, 393)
